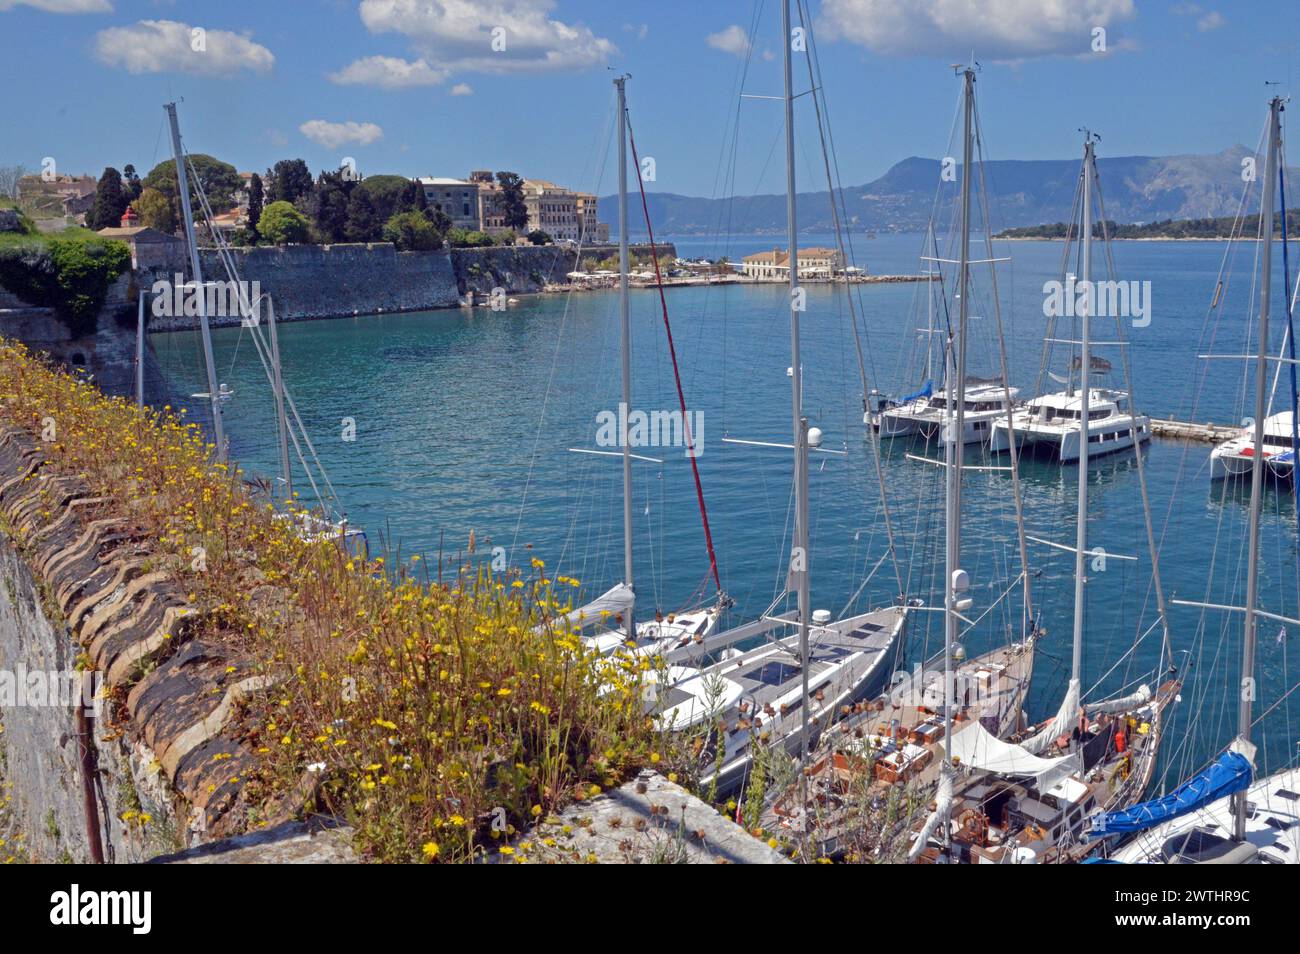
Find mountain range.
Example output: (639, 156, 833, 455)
(599, 147, 1297, 235)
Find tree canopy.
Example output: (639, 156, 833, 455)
(258, 200, 310, 245)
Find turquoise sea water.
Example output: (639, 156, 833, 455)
(151, 233, 1300, 789)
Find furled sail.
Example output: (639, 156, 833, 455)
(543, 583, 635, 633)
(1086, 684, 1151, 716)
(908, 763, 953, 862)
(948, 720, 1082, 792)
(1083, 750, 1253, 839)
(1019, 678, 1080, 755)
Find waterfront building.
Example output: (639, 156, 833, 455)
(524, 179, 580, 242)
(740, 246, 845, 280)
(417, 177, 481, 231)
(576, 192, 609, 243)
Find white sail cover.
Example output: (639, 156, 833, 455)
(1086, 683, 1151, 716)
(1019, 677, 1080, 755)
(948, 720, 1082, 793)
(908, 765, 953, 862)
(544, 583, 635, 632)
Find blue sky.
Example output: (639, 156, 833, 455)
(3, 1, 1299, 199)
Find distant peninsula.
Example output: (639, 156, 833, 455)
(995, 209, 1300, 241)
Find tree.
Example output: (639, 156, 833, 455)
(266, 158, 313, 205)
(143, 154, 241, 231)
(122, 164, 142, 202)
(258, 200, 310, 245)
(247, 173, 264, 240)
(496, 171, 528, 230)
(383, 211, 444, 251)
(302, 168, 356, 243)
(0, 165, 30, 200)
(89, 167, 128, 230)
(526, 229, 552, 246)
(345, 187, 381, 242)
(134, 187, 174, 234)
(355, 174, 413, 223)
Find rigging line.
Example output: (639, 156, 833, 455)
(1091, 158, 1174, 667)
(508, 85, 616, 566)
(625, 113, 724, 597)
(970, 95, 1037, 636)
(1276, 136, 1300, 546)
(795, 0, 903, 602)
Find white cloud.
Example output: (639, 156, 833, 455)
(356, 0, 616, 76)
(0, 0, 111, 12)
(623, 22, 648, 41)
(1197, 11, 1225, 31)
(818, 0, 1136, 60)
(329, 54, 447, 88)
(94, 19, 274, 76)
(450, 82, 473, 96)
(298, 119, 384, 149)
(706, 24, 751, 57)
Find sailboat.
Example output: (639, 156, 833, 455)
(562, 76, 729, 661)
(1094, 95, 1299, 866)
(989, 146, 1151, 463)
(870, 227, 1020, 446)
(906, 130, 1181, 864)
(164, 101, 366, 556)
(764, 64, 1040, 858)
(650, 0, 906, 799)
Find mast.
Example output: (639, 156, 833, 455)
(1235, 96, 1282, 841)
(615, 75, 635, 641)
(780, 0, 813, 798)
(165, 101, 226, 465)
(267, 296, 292, 501)
(1071, 133, 1096, 700)
(135, 291, 145, 408)
(942, 69, 975, 821)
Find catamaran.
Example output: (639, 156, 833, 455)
(872, 378, 1020, 446)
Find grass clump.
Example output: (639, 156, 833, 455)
(0, 340, 664, 862)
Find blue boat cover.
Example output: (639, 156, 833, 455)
(1084, 751, 1252, 839)
(902, 380, 933, 403)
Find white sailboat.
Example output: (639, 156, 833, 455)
(989, 150, 1151, 463)
(766, 64, 1040, 858)
(1092, 95, 1299, 866)
(655, 0, 906, 801)
(1210, 409, 1298, 480)
(565, 76, 728, 661)
(908, 130, 1180, 865)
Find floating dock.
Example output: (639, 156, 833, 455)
(1149, 417, 1239, 443)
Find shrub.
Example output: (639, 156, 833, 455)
(0, 341, 664, 862)
(0, 236, 131, 337)
(526, 229, 552, 246)
(382, 211, 443, 251)
(446, 228, 494, 248)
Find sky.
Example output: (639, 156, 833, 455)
(3, 0, 1300, 200)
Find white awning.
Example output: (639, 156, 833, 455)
(949, 720, 1082, 792)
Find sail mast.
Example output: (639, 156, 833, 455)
(615, 75, 635, 641)
(164, 101, 226, 465)
(267, 296, 292, 501)
(779, 0, 813, 797)
(937, 67, 975, 856)
(1071, 133, 1095, 697)
(1236, 96, 1282, 840)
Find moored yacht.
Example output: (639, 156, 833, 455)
(871, 378, 1019, 445)
(1210, 410, 1297, 480)
(990, 386, 1150, 462)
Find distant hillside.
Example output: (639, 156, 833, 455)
(998, 209, 1300, 240)
(601, 147, 1298, 235)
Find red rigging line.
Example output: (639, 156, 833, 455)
(625, 112, 722, 596)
